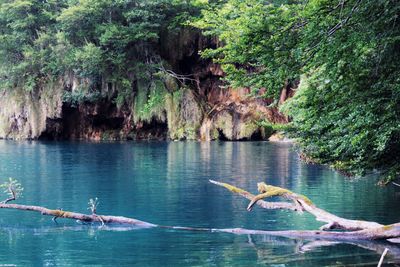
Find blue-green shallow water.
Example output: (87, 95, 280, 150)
(0, 141, 399, 266)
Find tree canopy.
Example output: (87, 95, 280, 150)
(0, 0, 197, 98)
(195, 0, 400, 182)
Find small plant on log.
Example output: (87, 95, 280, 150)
(1, 176, 400, 252)
(88, 197, 100, 215)
(1, 177, 23, 203)
(0, 178, 155, 227)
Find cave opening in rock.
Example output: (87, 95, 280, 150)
(38, 118, 64, 140)
(217, 129, 229, 141)
(132, 119, 168, 140)
(92, 116, 124, 130)
(248, 129, 264, 141)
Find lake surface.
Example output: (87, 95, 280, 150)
(0, 141, 399, 266)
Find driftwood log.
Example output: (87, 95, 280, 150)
(209, 180, 400, 241)
(1, 179, 400, 243)
(1, 179, 399, 266)
(0, 203, 156, 227)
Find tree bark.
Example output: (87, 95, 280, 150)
(209, 180, 400, 241)
(1, 180, 400, 242)
(213, 224, 400, 241)
(0, 203, 156, 228)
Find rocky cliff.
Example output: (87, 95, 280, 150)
(0, 30, 289, 141)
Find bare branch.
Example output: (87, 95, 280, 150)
(209, 180, 301, 212)
(378, 248, 389, 267)
(327, 0, 363, 37)
(213, 224, 400, 241)
(1, 178, 23, 204)
(210, 180, 383, 231)
(156, 64, 197, 87)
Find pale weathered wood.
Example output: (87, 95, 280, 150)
(1, 180, 400, 242)
(0, 203, 156, 228)
(209, 180, 400, 241)
(212, 224, 400, 241)
(208, 180, 301, 212)
(210, 180, 382, 231)
(378, 248, 389, 267)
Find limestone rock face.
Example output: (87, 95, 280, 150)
(199, 87, 288, 141)
(0, 82, 286, 141)
(0, 30, 289, 141)
(0, 80, 63, 140)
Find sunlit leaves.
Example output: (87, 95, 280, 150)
(194, 0, 302, 97)
(196, 0, 400, 181)
(0, 0, 199, 90)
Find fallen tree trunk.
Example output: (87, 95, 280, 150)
(1, 179, 399, 242)
(207, 180, 301, 212)
(209, 180, 382, 231)
(0, 203, 156, 228)
(214, 224, 400, 241)
(209, 180, 400, 241)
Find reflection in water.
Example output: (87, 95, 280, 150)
(0, 140, 399, 266)
(1, 225, 400, 266)
(246, 235, 400, 266)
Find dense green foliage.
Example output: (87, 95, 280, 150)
(194, 0, 301, 97)
(0, 0, 197, 100)
(195, 0, 400, 181)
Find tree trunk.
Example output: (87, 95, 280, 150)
(0, 203, 156, 228)
(209, 180, 400, 241)
(1, 180, 400, 242)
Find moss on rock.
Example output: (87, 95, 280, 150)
(214, 111, 234, 140)
(165, 88, 203, 140)
(0, 79, 63, 140)
(237, 120, 259, 140)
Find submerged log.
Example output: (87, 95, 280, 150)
(208, 180, 301, 212)
(214, 224, 400, 241)
(209, 180, 400, 241)
(0, 203, 156, 228)
(1, 178, 399, 243)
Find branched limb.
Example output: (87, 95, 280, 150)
(209, 180, 302, 212)
(247, 182, 305, 211)
(88, 198, 105, 226)
(1, 177, 399, 243)
(0, 179, 155, 227)
(211, 180, 383, 231)
(52, 208, 64, 223)
(88, 198, 99, 215)
(1, 178, 23, 204)
(247, 192, 273, 211)
(378, 248, 389, 267)
(96, 215, 105, 227)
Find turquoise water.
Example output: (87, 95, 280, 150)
(0, 141, 399, 266)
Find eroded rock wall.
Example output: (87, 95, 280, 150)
(0, 30, 289, 141)
(0, 80, 63, 140)
(199, 87, 288, 141)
